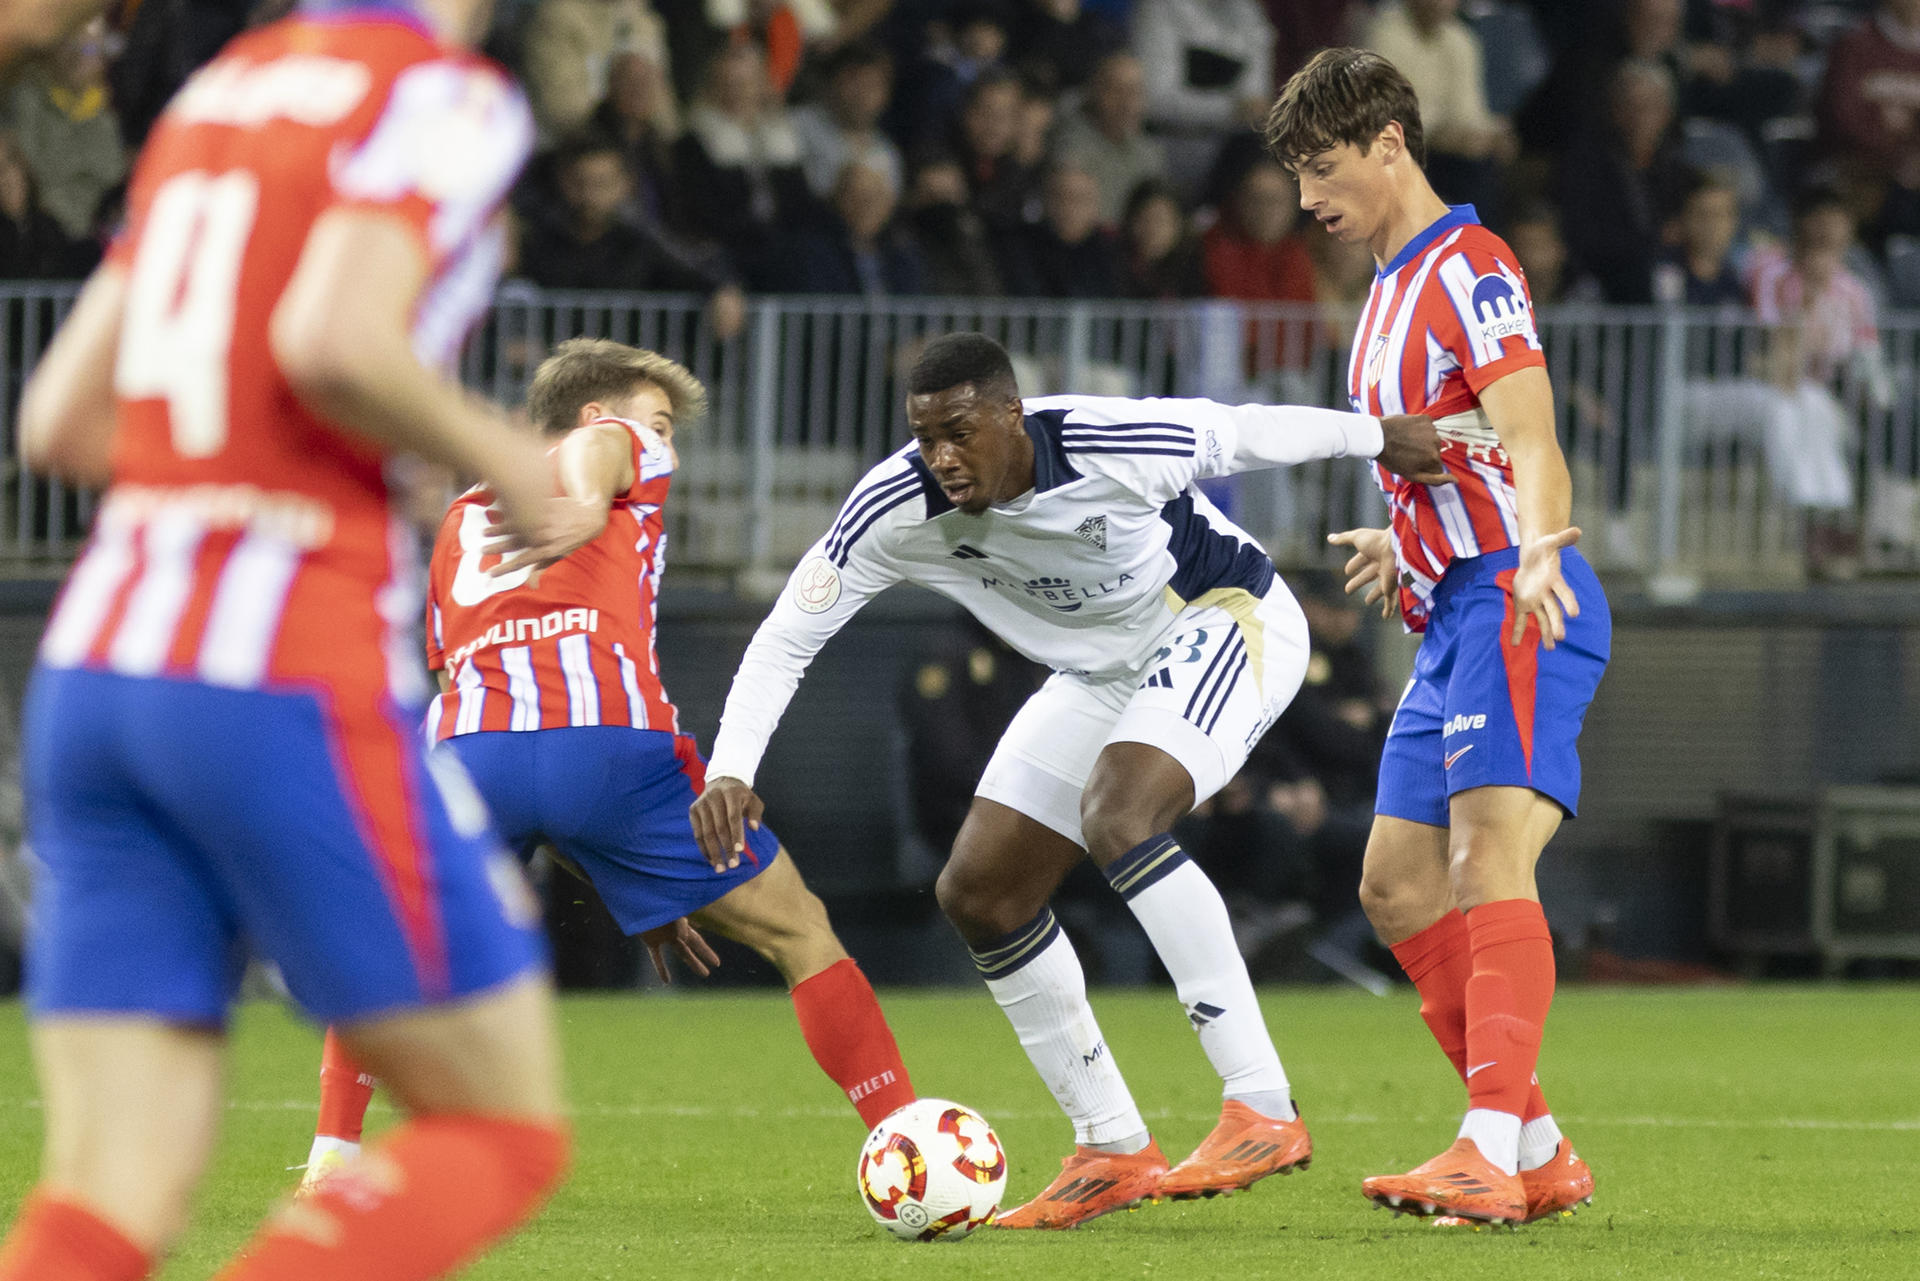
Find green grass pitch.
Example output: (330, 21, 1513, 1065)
(1, 986, 1914, 1279)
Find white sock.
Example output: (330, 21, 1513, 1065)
(303, 1133, 360, 1169)
(1519, 1112, 1564, 1171)
(1106, 836, 1294, 1118)
(971, 908, 1149, 1149)
(1459, 1108, 1522, 1175)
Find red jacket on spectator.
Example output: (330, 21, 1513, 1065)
(1201, 223, 1317, 370)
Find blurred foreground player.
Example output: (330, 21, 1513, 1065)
(693, 332, 1452, 1229)
(0, 2, 581, 1278)
(1268, 49, 1611, 1225)
(301, 340, 916, 1189)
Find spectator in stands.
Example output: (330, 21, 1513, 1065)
(792, 38, 902, 201)
(693, 0, 840, 99)
(1011, 0, 1124, 93)
(587, 48, 682, 226)
(675, 40, 814, 282)
(1203, 158, 1316, 372)
(518, 132, 747, 339)
(998, 163, 1124, 296)
(1052, 51, 1167, 227)
(1132, 0, 1275, 132)
(1752, 188, 1884, 394)
(892, 1, 1013, 148)
(1653, 168, 1748, 307)
(1362, 0, 1511, 215)
(1117, 178, 1206, 299)
(1818, 0, 1920, 237)
(1559, 57, 1690, 304)
(901, 152, 1005, 295)
(1677, 189, 1878, 572)
(1521, 0, 1799, 158)
(1303, 220, 1376, 326)
(0, 127, 90, 277)
(1013, 73, 1058, 172)
(1506, 202, 1602, 307)
(523, 0, 672, 140)
(949, 66, 1042, 230)
(1, 16, 123, 245)
(766, 160, 926, 294)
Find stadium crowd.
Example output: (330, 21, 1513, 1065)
(4, 0, 1920, 320)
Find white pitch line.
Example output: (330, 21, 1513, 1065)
(6, 1099, 1915, 1131)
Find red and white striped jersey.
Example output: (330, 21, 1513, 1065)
(1346, 205, 1546, 630)
(424, 417, 679, 738)
(39, 10, 531, 707)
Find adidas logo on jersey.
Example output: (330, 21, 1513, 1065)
(1073, 515, 1108, 551)
(950, 543, 988, 559)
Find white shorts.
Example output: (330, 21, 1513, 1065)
(975, 584, 1311, 848)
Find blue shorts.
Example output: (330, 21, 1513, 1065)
(445, 726, 780, 935)
(1375, 546, 1611, 827)
(23, 667, 546, 1027)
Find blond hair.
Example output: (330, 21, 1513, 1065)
(525, 338, 708, 437)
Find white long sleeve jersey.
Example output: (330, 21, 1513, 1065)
(705, 394, 1384, 785)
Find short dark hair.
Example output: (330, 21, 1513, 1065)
(1792, 183, 1849, 227)
(552, 127, 625, 173)
(1264, 47, 1426, 170)
(1681, 166, 1742, 207)
(908, 333, 1019, 399)
(823, 36, 891, 79)
(526, 338, 708, 437)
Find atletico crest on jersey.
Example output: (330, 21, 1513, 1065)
(1345, 205, 1546, 632)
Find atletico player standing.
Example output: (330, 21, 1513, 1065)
(300, 339, 916, 1189)
(0, 2, 583, 1277)
(1266, 49, 1611, 1226)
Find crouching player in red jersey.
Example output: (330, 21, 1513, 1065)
(1266, 50, 1611, 1227)
(0, 3, 581, 1278)
(300, 338, 916, 1190)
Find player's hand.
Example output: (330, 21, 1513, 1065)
(689, 775, 765, 872)
(1509, 527, 1582, 650)
(640, 917, 722, 984)
(482, 495, 609, 576)
(1375, 414, 1455, 486)
(1327, 526, 1399, 619)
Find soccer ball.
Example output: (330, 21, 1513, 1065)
(856, 1098, 1008, 1242)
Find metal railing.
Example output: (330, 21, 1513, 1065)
(6, 283, 1919, 585)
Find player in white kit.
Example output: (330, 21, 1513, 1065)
(691, 333, 1448, 1229)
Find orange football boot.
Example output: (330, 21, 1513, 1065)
(1159, 1100, 1312, 1199)
(1361, 1138, 1525, 1224)
(1433, 1138, 1594, 1228)
(1520, 1138, 1594, 1221)
(992, 1139, 1168, 1230)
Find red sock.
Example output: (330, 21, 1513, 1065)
(1462, 899, 1556, 1119)
(317, 1028, 378, 1143)
(212, 1115, 567, 1281)
(1391, 910, 1552, 1122)
(0, 1192, 152, 1281)
(791, 958, 915, 1128)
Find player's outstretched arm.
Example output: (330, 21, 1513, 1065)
(1374, 414, 1455, 486)
(1479, 365, 1581, 649)
(1327, 526, 1399, 620)
(690, 776, 766, 872)
(269, 209, 557, 546)
(483, 418, 635, 575)
(18, 263, 126, 486)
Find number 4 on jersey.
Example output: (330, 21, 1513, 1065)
(115, 170, 259, 458)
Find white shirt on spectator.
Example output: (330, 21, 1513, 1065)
(790, 102, 902, 199)
(1363, 3, 1497, 153)
(1131, 0, 1274, 130)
